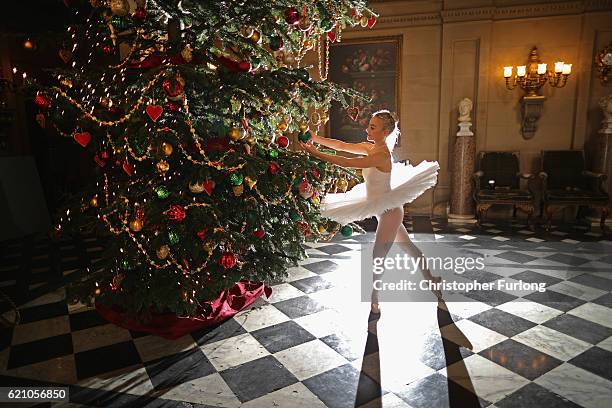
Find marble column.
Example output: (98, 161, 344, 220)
(449, 98, 477, 223)
(589, 94, 612, 225)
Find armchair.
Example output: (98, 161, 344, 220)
(539, 150, 609, 232)
(473, 151, 536, 227)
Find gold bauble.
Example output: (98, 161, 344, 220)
(189, 181, 205, 194)
(90, 196, 99, 208)
(161, 142, 173, 156)
(318, 224, 327, 233)
(240, 26, 254, 38)
(263, 96, 273, 106)
(157, 160, 170, 173)
(311, 195, 320, 205)
(360, 15, 369, 27)
(233, 184, 244, 196)
(303, 39, 314, 51)
(109, 0, 129, 16)
(250, 30, 261, 44)
(202, 242, 213, 253)
(277, 120, 288, 132)
(299, 122, 309, 132)
(181, 44, 193, 62)
(337, 178, 349, 192)
(321, 113, 330, 124)
(94, 288, 102, 296)
(310, 112, 321, 126)
(228, 127, 242, 141)
(244, 176, 257, 189)
(156, 245, 170, 260)
(129, 218, 143, 232)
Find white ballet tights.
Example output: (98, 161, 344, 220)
(371, 207, 435, 304)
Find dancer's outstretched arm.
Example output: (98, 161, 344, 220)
(300, 141, 388, 169)
(311, 133, 373, 155)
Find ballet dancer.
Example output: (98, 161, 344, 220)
(299, 110, 442, 314)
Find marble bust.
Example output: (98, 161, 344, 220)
(458, 98, 473, 122)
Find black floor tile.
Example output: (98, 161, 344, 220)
(145, 348, 216, 390)
(495, 251, 538, 264)
(272, 295, 326, 319)
(190, 318, 246, 346)
(545, 253, 590, 267)
(395, 372, 484, 408)
(568, 347, 612, 382)
(320, 333, 363, 361)
(7, 334, 73, 369)
(592, 292, 612, 309)
(250, 321, 316, 353)
(220, 355, 298, 402)
(69, 309, 108, 331)
(418, 330, 472, 371)
(568, 274, 612, 291)
(496, 382, 581, 408)
(509, 270, 563, 287)
(302, 260, 340, 274)
(469, 308, 536, 337)
(290, 275, 334, 294)
(75, 341, 141, 380)
(316, 244, 353, 255)
(19, 301, 68, 324)
(303, 363, 383, 408)
(523, 291, 586, 312)
(480, 339, 562, 380)
(464, 289, 517, 307)
(542, 314, 612, 344)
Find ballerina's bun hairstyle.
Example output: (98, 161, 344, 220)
(373, 110, 399, 151)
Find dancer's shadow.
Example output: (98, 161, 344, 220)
(353, 302, 481, 408)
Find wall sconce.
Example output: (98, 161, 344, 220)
(503, 46, 571, 139)
(595, 41, 612, 85)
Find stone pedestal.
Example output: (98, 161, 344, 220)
(449, 121, 477, 223)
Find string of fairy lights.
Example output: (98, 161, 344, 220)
(42, 0, 376, 305)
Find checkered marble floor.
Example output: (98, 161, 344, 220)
(0, 217, 611, 407)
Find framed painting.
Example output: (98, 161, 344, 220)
(328, 36, 401, 146)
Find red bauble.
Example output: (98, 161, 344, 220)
(311, 169, 320, 179)
(298, 180, 314, 199)
(196, 227, 208, 240)
(166, 205, 187, 222)
(133, 7, 147, 20)
(162, 78, 184, 98)
(268, 162, 279, 175)
(34, 94, 51, 110)
(102, 45, 114, 55)
(276, 136, 289, 148)
(165, 101, 181, 112)
(100, 150, 110, 160)
(285, 7, 300, 25)
(220, 252, 237, 269)
(253, 229, 266, 238)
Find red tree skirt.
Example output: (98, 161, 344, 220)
(96, 280, 272, 340)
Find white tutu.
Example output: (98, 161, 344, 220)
(321, 160, 440, 225)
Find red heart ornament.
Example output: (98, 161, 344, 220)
(347, 107, 359, 121)
(122, 161, 134, 176)
(327, 31, 337, 43)
(367, 16, 377, 28)
(202, 180, 215, 196)
(94, 154, 106, 168)
(146, 105, 163, 122)
(74, 132, 91, 147)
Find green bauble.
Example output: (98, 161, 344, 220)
(121, 259, 133, 270)
(269, 35, 283, 51)
(289, 210, 300, 222)
(320, 18, 334, 32)
(168, 230, 180, 245)
(317, 161, 327, 171)
(268, 149, 279, 159)
(155, 186, 170, 199)
(298, 131, 312, 142)
(111, 16, 127, 30)
(296, 68, 310, 82)
(246, 211, 258, 223)
(341, 225, 353, 237)
(230, 173, 244, 186)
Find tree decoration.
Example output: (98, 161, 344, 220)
(269, 35, 283, 51)
(298, 131, 312, 142)
(299, 180, 314, 199)
(188, 181, 205, 194)
(253, 229, 266, 238)
(146, 105, 163, 122)
(168, 230, 180, 245)
(156, 160, 170, 174)
(109, 0, 129, 16)
(202, 179, 215, 196)
(268, 162, 279, 174)
(166, 205, 187, 222)
(34, 94, 52, 110)
(155, 186, 170, 199)
(73, 131, 92, 147)
(232, 184, 244, 196)
(156, 245, 170, 259)
(129, 218, 143, 232)
(268, 149, 279, 159)
(228, 127, 242, 141)
(161, 141, 173, 156)
(276, 136, 289, 148)
(341, 225, 353, 237)
(284, 7, 300, 25)
(230, 173, 244, 186)
(220, 252, 237, 269)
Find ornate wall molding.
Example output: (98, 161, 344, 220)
(361, 0, 612, 28)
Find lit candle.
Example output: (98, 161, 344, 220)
(562, 63, 572, 75)
(503, 66, 513, 78)
(517, 66, 527, 77)
(554, 61, 564, 73)
(537, 63, 547, 75)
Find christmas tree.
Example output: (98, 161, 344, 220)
(34, 0, 376, 316)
